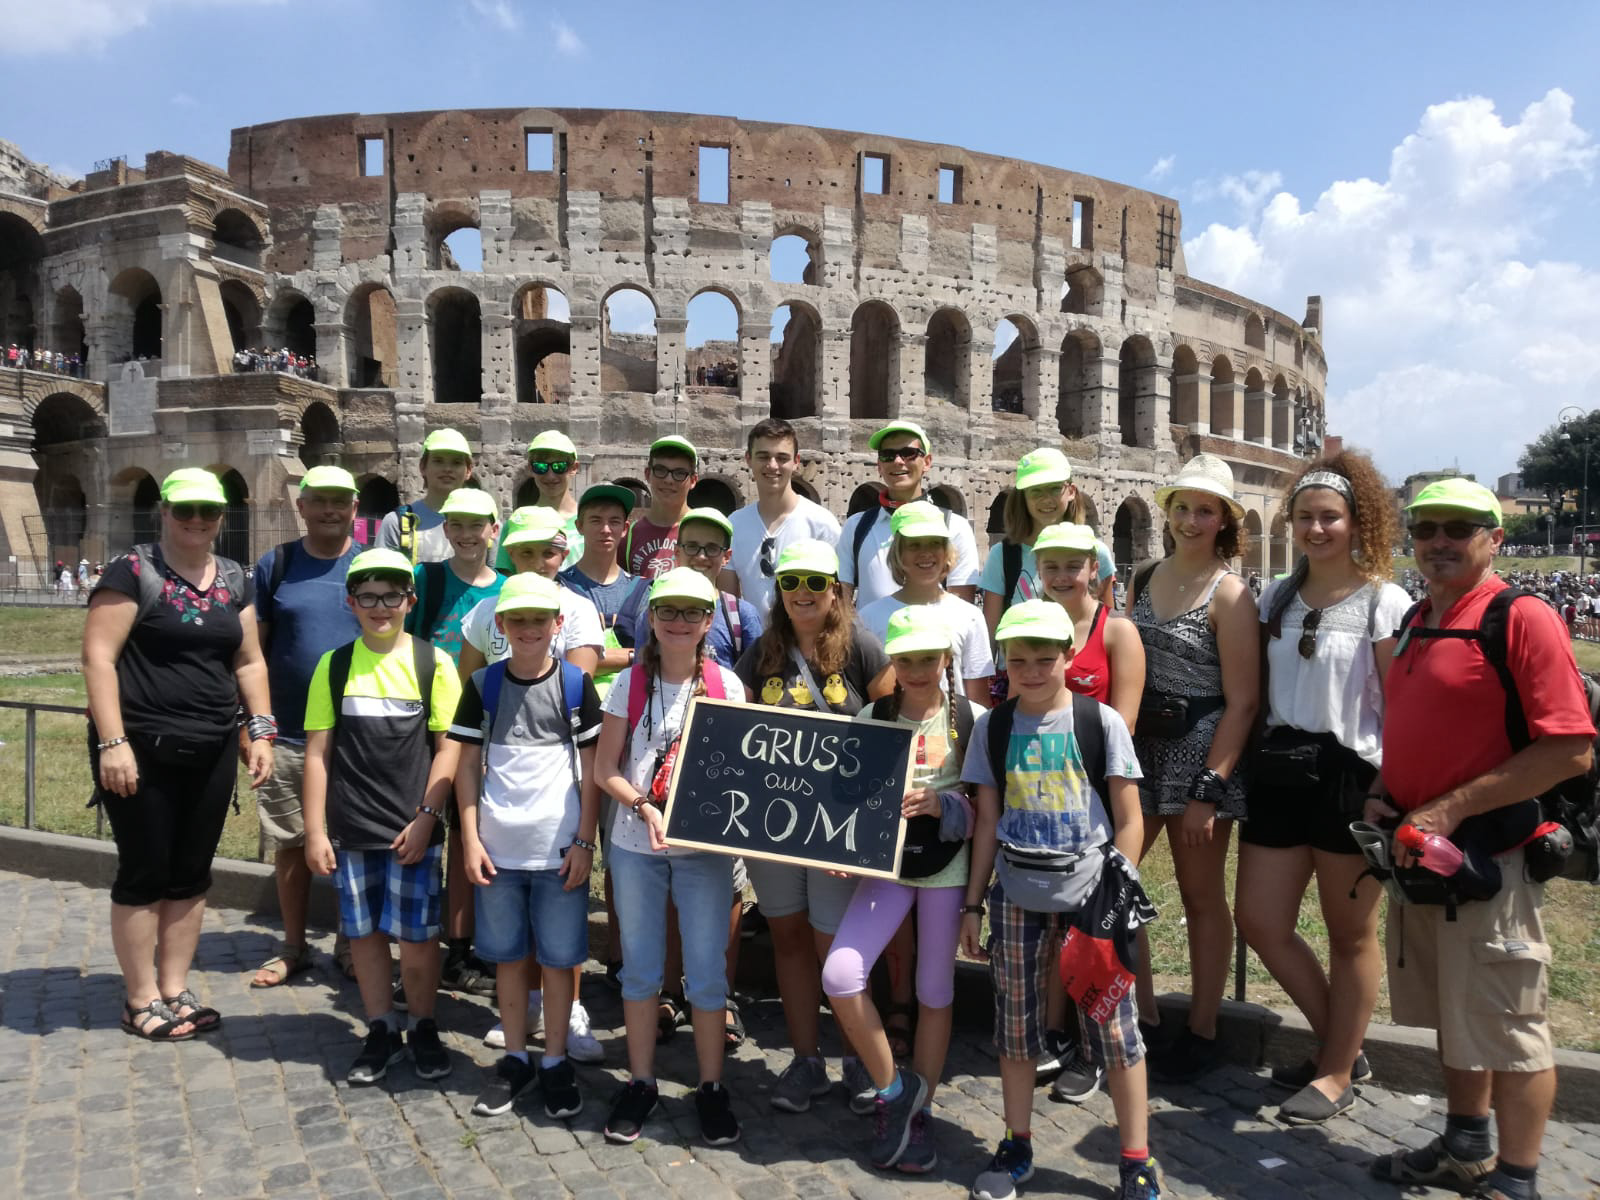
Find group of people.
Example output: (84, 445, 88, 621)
(6, 343, 84, 375)
(54, 557, 101, 595)
(231, 346, 320, 379)
(81, 415, 1588, 1200)
(692, 361, 738, 388)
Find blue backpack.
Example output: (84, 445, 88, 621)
(479, 658, 587, 775)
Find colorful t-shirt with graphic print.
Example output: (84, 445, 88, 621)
(961, 700, 1142, 855)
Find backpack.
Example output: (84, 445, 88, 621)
(985, 693, 1109, 814)
(256, 540, 301, 652)
(722, 593, 744, 658)
(131, 543, 247, 627)
(1128, 561, 1158, 610)
(1396, 587, 1600, 883)
(394, 504, 421, 564)
(626, 658, 727, 730)
(412, 560, 450, 639)
(479, 657, 587, 778)
(325, 635, 438, 738)
(869, 693, 974, 880)
(850, 494, 954, 587)
(1002, 541, 1025, 606)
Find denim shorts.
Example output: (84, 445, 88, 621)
(608, 845, 732, 1011)
(335, 845, 443, 943)
(473, 866, 590, 968)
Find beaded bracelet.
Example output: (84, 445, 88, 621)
(246, 714, 279, 742)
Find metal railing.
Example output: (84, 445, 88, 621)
(0, 698, 101, 838)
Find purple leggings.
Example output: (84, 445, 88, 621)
(821, 877, 964, 1009)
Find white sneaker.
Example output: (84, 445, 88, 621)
(565, 1001, 605, 1064)
(482, 1002, 543, 1050)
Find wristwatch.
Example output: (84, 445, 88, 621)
(1187, 769, 1226, 805)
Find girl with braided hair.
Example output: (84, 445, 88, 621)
(593, 568, 747, 1148)
(823, 606, 982, 1174)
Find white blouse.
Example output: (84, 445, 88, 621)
(1259, 578, 1412, 767)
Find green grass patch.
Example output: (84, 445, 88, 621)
(0, 605, 87, 660)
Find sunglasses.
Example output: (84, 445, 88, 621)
(652, 604, 711, 623)
(778, 573, 833, 593)
(759, 535, 776, 578)
(1407, 520, 1490, 542)
(528, 460, 573, 475)
(877, 446, 925, 464)
(1298, 607, 1322, 659)
(171, 503, 224, 521)
(678, 540, 726, 560)
(649, 463, 693, 483)
(353, 592, 408, 609)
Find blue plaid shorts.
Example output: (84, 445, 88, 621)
(335, 845, 444, 943)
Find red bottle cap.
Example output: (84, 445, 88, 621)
(1395, 824, 1424, 850)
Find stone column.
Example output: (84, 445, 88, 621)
(736, 320, 771, 430)
(394, 297, 429, 406)
(1210, 381, 1243, 438)
(819, 320, 852, 453)
(1086, 354, 1117, 439)
(86, 313, 122, 381)
(1246, 388, 1272, 447)
(564, 310, 604, 446)
(654, 316, 687, 403)
(313, 320, 351, 388)
(1036, 345, 1062, 441)
(1272, 394, 1294, 451)
(481, 311, 514, 403)
(1174, 372, 1207, 433)
(896, 330, 925, 422)
(1143, 358, 1174, 453)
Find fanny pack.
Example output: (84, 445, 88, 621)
(133, 730, 231, 768)
(996, 842, 1105, 913)
(1254, 728, 1332, 789)
(1137, 692, 1224, 740)
(1348, 820, 1503, 917)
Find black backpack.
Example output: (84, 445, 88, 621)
(326, 636, 438, 739)
(131, 544, 247, 624)
(985, 693, 1109, 812)
(1396, 587, 1600, 883)
(868, 694, 974, 880)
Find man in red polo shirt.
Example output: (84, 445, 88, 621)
(1368, 478, 1592, 1200)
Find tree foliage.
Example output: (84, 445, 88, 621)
(1518, 410, 1600, 521)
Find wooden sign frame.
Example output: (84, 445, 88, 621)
(660, 698, 917, 881)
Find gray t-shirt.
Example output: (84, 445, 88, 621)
(962, 700, 1141, 855)
(377, 499, 450, 564)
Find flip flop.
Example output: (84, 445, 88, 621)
(250, 944, 312, 988)
(162, 989, 222, 1034)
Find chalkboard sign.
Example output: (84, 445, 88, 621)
(661, 698, 917, 880)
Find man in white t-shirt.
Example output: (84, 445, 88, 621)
(838, 420, 979, 610)
(722, 417, 840, 619)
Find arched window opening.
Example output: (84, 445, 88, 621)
(516, 477, 542, 507)
(215, 467, 250, 565)
(218, 281, 261, 354)
(1243, 510, 1264, 573)
(429, 288, 483, 404)
(1272, 374, 1291, 447)
(1210, 356, 1237, 437)
(1243, 367, 1267, 442)
(987, 490, 1010, 545)
(791, 477, 820, 504)
(131, 471, 161, 548)
(615, 476, 651, 513)
(687, 477, 740, 515)
(847, 482, 881, 517)
(928, 484, 966, 518)
(1118, 337, 1156, 448)
(1245, 313, 1266, 351)
(1060, 265, 1103, 316)
(32, 392, 102, 448)
(515, 284, 571, 404)
(686, 291, 739, 391)
(601, 287, 658, 395)
(1269, 511, 1288, 575)
(1112, 497, 1151, 573)
(427, 208, 482, 272)
(299, 402, 341, 468)
(1058, 330, 1100, 438)
(347, 285, 397, 388)
(109, 268, 163, 362)
(211, 209, 264, 270)
(1171, 345, 1200, 427)
(769, 303, 820, 419)
(51, 286, 87, 365)
(0, 213, 45, 351)
(266, 291, 316, 360)
(924, 308, 971, 408)
(770, 233, 821, 285)
(992, 317, 1039, 416)
(849, 301, 898, 420)
(357, 476, 399, 522)
(441, 227, 483, 272)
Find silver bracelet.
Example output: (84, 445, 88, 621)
(97, 736, 129, 751)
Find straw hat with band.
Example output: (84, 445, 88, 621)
(679, 507, 734, 543)
(160, 468, 227, 506)
(995, 598, 1076, 647)
(422, 428, 473, 458)
(496, 573, 563, 614)
(1014, 447, 1073, 491)
(438, 488, 500, 521)
(1405, 477, 1502, 528)
(883, 606, 954, 657)
(650, 434, 699, 465)
(648, 566, 718, 608)
(773, 539, 840, 579)
(1033, 522, 1098, 556)
(346, 548, 416, 586)
(501, 506, 568, 548)
(578, 483, 635, 516)
(889, 500, 950, 541)
(1154, 452, 1245, 520)
(299, 465, 359, 494)
(527, 430, 578, 459)
(868, 420, 931, 453)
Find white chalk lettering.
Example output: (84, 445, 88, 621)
(765, 772, 815, 797)
(722, 790, 750, 838)
(837, 737, 863, 779)
(806, 804, 858, 852)
(764, 797, 799, 841)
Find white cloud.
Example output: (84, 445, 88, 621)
(1147, 155, 1175, 182)
(466, 0, 518, 30)
(551, 16, 583, 56)
(605, 289, 656, 335)
(1184, 89, 1600, 484)
(0, 0, 283, 55)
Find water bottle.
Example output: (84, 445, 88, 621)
(1395, 824, 1464, 876)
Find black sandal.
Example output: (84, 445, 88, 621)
(121, 998, 195, 1042)
(884, 1003, 915, 1060)
(162, 989, 222, 1034)
(657, 993, 688, 1044)
(724, 998, 746, 1049)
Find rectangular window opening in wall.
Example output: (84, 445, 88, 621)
(1071, 197, 1094, 250)
(862, 153, 888, 195)
(525, 130, 553, 172)
(938, 165, 961, 205)
(699, 144, 730, 204)
(1157, 205, 1177, 270)
(359, 137, 384, 177)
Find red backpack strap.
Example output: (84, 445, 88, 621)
(703, 660, 726, 700)
(627, 663, 647, 730)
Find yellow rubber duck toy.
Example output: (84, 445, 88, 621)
(761, 677, 785, 706)
(822, 673, 848, 706)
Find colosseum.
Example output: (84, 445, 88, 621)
(0, 108, 1326, 585)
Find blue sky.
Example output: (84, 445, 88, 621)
(3, 0, 1596, 488)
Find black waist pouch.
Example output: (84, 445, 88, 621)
(1255, 735, 1324, 789)
(1138, 692, 1224, 739)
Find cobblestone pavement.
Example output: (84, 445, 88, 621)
(2, 870, 1598, 1200)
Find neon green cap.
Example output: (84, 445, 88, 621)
(438, 488, 499, 521)
(501, 506, 567, 548)
(1033, 523, 1098, 556)
(650, 434, 698, 465)
(346, 548, 416, 584)
(995, 598, 1076, 647)
(422, 428, 473, 458)
(868, 420, 931, 453)
(299, 465, 358, 494)
(774, 538, 839, 578)
(883, 606, 953, 657)
(1406, 478, 1502, 527)
(1015, 447, 1073, 490)
(648, 566, 718, 607)
(160, 468, 227, 505)
(495, 573, 562, 614)
(527, 430, 577, 458)
(889, 500, 949, 541)
(679, 507, 734, 543)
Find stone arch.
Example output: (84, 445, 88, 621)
(1210, 355, 1236, 437)
(687, 475, 742, 516)
(847, 482, 880, 517)
(427, 201, 481, 271)
(987, 490, 1010, 537)
(346, 282, 398, 387)
(218, 279, 262, 352)
(924, 307, 971, 408)
(428, 286, 483, 404)
(0, 212, 45, 350)
(1171, 344, 1200, 426)
(1112, 495, 1153, 570)
(1269, 510, 1288, 575)
(1078, 492, 1101, 534)
(211, 208, 264, 270)
(770, 301, 820, 419)
(849, 299, 899, 420)
(514, 282, 571, 404)
(1060, 264, 1104, 316)
(1058, 328, 1100, 438)
(770, 229, 822, 285)
(601, 284, 658, 395)
(111, 466, 161, 549)
(686, 288, 740, 390)
(211, 466, 251, 565)
(1245, 312, 1266, 351)
(265, 288, 317, 359)
(1117, 335, 1157, 448)
(50, 285, 87, 364)
(615, 475, 651, 513)
(1243, 510, 1264, 573)
(1243, 367, 1266, 442)
(993, 315, 1040, 417)
(108, 267, 162, 361)
(299, 401, 341, 467)
(790, 476, 820, 504)
(356, 474, 399, 521)
(31, 392, 104, 446)
(928, 484, 966, 518)
(1272, 373, 1291, 448)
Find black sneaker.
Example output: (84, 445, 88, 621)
(541, 1058, 583, 1120)
(604, 1079, 659, 1144)
(1149, 1029, 1220, 1082)
(694, 1081, 740, 1146)
(1048, 1043, 1106, 1103)
(409, 1018, 452, 1080)
(1270, 1050, 1372, 1090)
(1034, 1028, 1074, 1085)
(472, 1055, 535, 1116)
(347, 1020, 405, 1085)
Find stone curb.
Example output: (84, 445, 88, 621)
(5, 822, 1598, 1121)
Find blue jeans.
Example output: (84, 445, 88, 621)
(473, 866, 589, 968)
(607, 846, 732, 1011)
